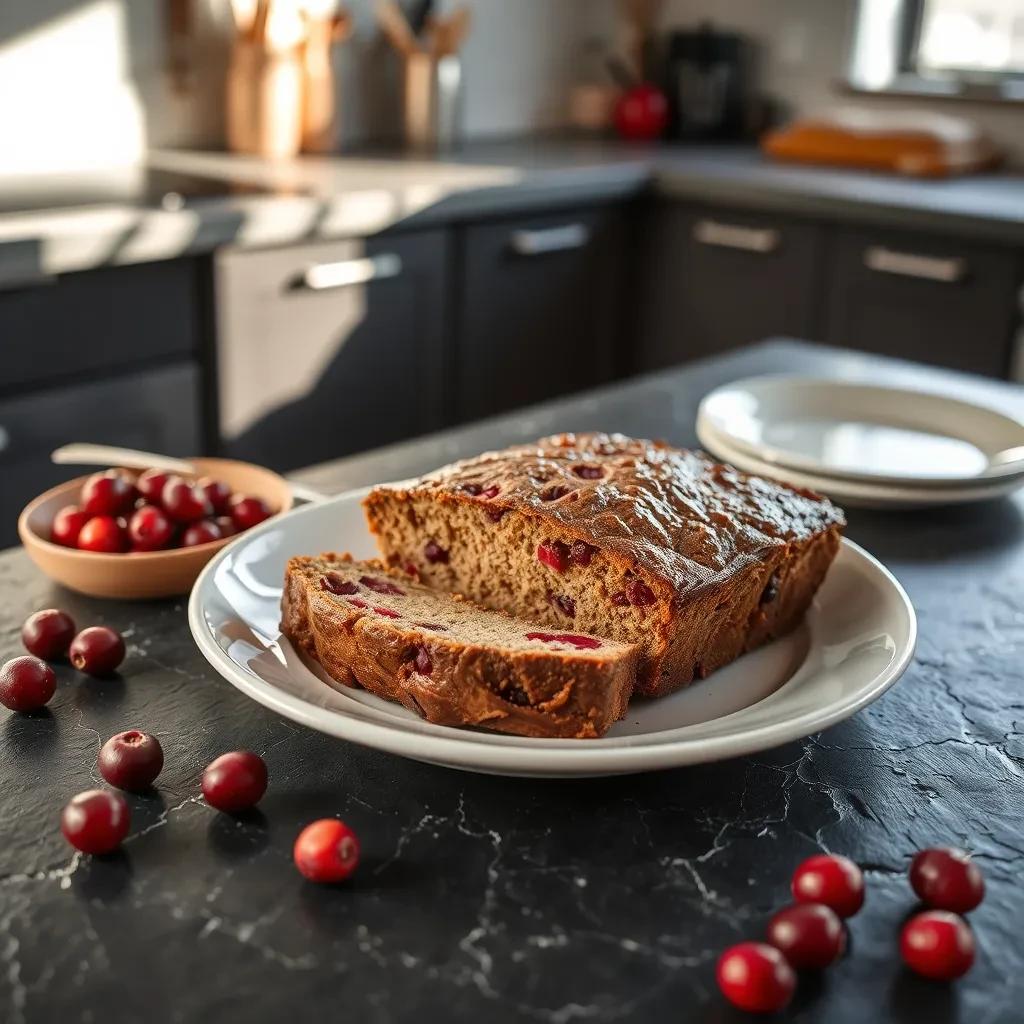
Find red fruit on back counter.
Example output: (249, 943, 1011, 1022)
(70, 626, 125, 676)
(198, 477, 233, 515)
(614, 82, 669, 141)
(792, 854, 865, 918)
(716, 942, 796, 1013)
(181, 520, 223, 548)
(61, 789, 130, 854)
(910, 847, 985, 914)
(0, 656, 57, 712)
(202, 751, 267, 812)
(22, 608, 76, 659)
(128, 505, 174, 552)
(136, 469, 171, 503)
(81, 470, 135, 517)
(77, 515, 129, 553)
(51, 505, 90, 547)
(161, 477, 212, 522)
(230, 495, 272, 531)
(293, 819, 360, 883)
(98, 730, 164, 791)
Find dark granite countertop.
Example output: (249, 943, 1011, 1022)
(2, 340, 1023, 1023)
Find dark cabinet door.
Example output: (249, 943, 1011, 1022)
(455, 207, 624, 422)
(215, 230, 450, 472)
(634, 203, 825, 371)
(0, 363, 201, 548)
(824, 227, 1021, 378)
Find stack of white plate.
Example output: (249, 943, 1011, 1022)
(696, 376, 1024, 509)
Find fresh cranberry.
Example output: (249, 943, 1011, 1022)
(60, 789, 130, 854)
(767, 903, 846, 969)
(359, 575, 405, 596)
(424, 541, 449, 564)
(792, 854, 865, 918)
(161, 477, 212, 523)
(80, 470, 135, 517)
(69, 626, 126, 677)
(136, 469, 171, 504)
(51, 505, 90, 547)
(569, 541, 597, 567)
(321, 574, 358, 596)
(373, 606, 401, 619)
(900, 910, 975, 980)
(76, 515, 128, 553)
(0, 656, 57, 712)
(229, 495, 272, 531)
(540, 485, 572, 502)
(537, 540, 570, 573)
(412, 646, 432, 674)
(549, 593, 576, 618)
(626, 580, 656, 606)
(202, 751, 267, 812)
(197, 477, 232, 514)
(215, 515, 237, 539)
(98, 730, 164, 791)
(293, 819, 360, 883)
(525, 632, 602, 650)
(573, 465, 604, 479)
(716, 942, 796, 1014)
(128, 505, 174, 552)
(22, 608, 76, 659)
(910, 847, 985, 914)
(181, 520, 223, 548)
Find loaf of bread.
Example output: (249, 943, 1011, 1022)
(280, 554, 638, 738)
(363, 433, 845, 697)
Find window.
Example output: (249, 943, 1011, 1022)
(849, 0, 1024, 100)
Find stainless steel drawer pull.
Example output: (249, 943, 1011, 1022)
(295, 253, 402, 291)
(509, 224, 590, 256)
(864, 246, 966, 283)
(693, 219, 780, 253)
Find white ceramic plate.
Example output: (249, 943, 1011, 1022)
(697, 418, 1023, 510)
(698, 376, 1024, 488)
(188, 486, 916, 778)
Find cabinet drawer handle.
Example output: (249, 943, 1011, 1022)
(509, 224, 590, 256)
(293, 253, 402, 292)
(693, 219, 780, 253)
(864, 246, 966, 283)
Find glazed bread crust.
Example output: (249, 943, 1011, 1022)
(363, 433, 845, 697)
(280, 554, 638, 739)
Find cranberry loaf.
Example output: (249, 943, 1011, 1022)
(363, 433, 845, 698)
(281, 554, 638, 738)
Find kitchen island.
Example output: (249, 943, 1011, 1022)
(1, 340, 1022, 1023)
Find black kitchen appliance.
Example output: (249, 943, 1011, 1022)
(665, 23, 750, 140)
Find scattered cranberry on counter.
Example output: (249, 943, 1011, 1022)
(293, 819, 360, 883)
(716, 942, 796, 1014)
(80, 470, 135, 517)
(0, 656, 57, 712)
(791, 853, 865, 919)
(21, 608, 76, 660)
(766, 903, 846, 969)
(909, 847, 985, 914)
(51, 505, 91, 547)
(161, 477, 213, 523)
(60, 789, 130, 854)
(900, 910, 975, 980)
(180, 520, 223, 548)
(128, 504, 175, 552)
(198, 477, 233, 515)
(77, 515, 129, 553)
(229, 495, 272, 531)
(98, 730, 164, 791)
(69, 626, 126, 677)
(201, 751, 267, 812)
(136, 468, 171, 504)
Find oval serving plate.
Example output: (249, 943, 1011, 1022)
(189, 487, 916, 778)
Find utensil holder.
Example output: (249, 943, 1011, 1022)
(226, 40, 304, 160)
(403, 52, 462, 151)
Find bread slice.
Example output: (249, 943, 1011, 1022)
(280, 554, 638, 739)
(363, 433, 845, 698)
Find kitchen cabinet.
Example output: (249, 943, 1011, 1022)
(823, 226, 1021, 378)
(0, 363, 201, 548)
(214, 230, 450, 472)
(0, 259, 201, 392)
(634, 202, 826, 371)
(454, 207, 625, 422)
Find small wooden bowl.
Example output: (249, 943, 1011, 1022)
(18, 458, 294, 600)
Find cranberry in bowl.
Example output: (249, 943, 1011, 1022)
(19, 458, 293, 599)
